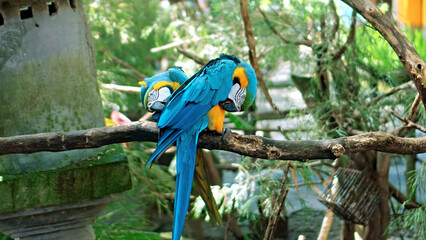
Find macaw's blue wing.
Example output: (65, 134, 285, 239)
(159, 57, 238, 129)
(146, 57, 238, 166)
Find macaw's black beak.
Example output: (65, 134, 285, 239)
(219, 99, 239, 112)
(149, 101, 166, 112)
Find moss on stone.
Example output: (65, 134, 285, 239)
(0, 146, 131, 213)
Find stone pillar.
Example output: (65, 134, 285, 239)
(0, 0, 131, 239)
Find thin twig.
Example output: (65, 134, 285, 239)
(101, 49, 148, 80)
(263, 163, 290, 240)
(364, 81, 415, 109)
(329, 0, 340, 40)
(392, 93, 421, 136)
(101, 83, 141, 94)
(253, 108, 306, 120)
(150, 35, 218, 52)
(407, 93, 421, 121)
(258, 8, 312, 47)
(239, 0, 281, 114)
(332, 10, 357, 61)
(390, 110, 426, 133)
(389, 183, 421, 209)
(176, 47, 209, 65)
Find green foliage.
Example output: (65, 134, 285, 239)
(387, 164, 426, 239)
(94, 201, 164, 240)
(84, 0, 177, 118)
(0, 233, 12, 240)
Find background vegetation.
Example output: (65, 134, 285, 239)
(84, 0, 425, 239)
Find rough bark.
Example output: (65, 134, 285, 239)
(1, 121, 426, 160)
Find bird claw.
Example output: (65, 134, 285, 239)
(221, 127, 231, 144)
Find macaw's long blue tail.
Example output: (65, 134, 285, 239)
(172, 132, 197, 240)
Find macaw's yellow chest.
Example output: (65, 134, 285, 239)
(207, 105, 226, 132)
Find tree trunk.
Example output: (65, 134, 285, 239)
(364, 153, 390, 240)
(340, 221, 355, 240)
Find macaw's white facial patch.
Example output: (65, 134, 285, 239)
(228, 83, 246, 110)
(147, 87, 172, 112)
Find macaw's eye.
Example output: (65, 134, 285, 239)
(233, 76, 240, 85)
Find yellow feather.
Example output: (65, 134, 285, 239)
(105, 118, 116, 126)
(232, 67, 248, 88)
(152, 81, 181, 90)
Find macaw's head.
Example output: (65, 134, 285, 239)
(220, 61, 257, 112)
(140, 66, 187, 112)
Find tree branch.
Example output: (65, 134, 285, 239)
(258, 8, 312, 47)
(252, 108, 306, 120)
(329, 0, 340, 41)
(239, 0, 281, 114)
(390, 110, 426, 133)
(176, 47, 209, 65)
(407, 93, 422, 120)
(342, 0, 426, 109)
(364, 81, 415, 109)
(263, 163, 290, 240)
(332, 10, 356, 61)
(1, 121, 426, 161)
(101, 83, 141, 94)
(101, 49, 148, 80)
(389, 183, 421, 209)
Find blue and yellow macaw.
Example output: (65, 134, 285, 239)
(140, 66, 187, 120)
(140, 66, 224, 227)
(146, 54, 257, 240)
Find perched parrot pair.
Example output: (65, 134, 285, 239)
(140, 66, 222, 226)
(140, 53, 257, 240)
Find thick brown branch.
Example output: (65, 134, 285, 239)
(1, 121, 426, 161)
(239, 0, 281, 114)
(343, 0, 426, 109)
